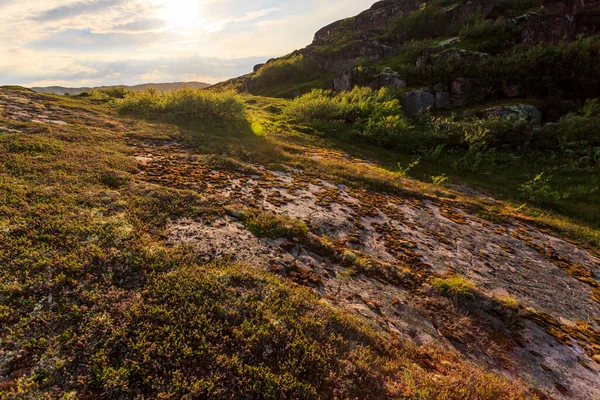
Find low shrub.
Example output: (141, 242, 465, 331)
(252, 55, 324, 90)
(118, 88, 245, 126)
(432, 275, 474, 297)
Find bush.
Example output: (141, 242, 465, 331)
(385, 1, 474, 42)
(555, 98, 600, 146)
(252, 55, 323, 89)
(286, 87, 417, 149)
(458, 17, 522, 54)
(432, 275, 474, 297)
(117, 88, 245, 126)
(519, 172, 568, 206)
(92, 86, 129, 99)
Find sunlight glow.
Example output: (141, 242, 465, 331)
(161, 0, 201, 30)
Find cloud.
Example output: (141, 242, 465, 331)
(110, 18, 167, 32)
(0, 53, 266, 86)
(28, 29, 141, 51)
(31, 0, 126, 22)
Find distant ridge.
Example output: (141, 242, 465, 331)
(31, 81, 211, 95)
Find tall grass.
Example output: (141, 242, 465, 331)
(118, 87, 246, 126)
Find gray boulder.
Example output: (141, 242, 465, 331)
(482, 105, 543, 124)
(371, 67, 406, 89)
(402, 89, 435, 116)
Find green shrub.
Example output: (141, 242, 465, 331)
(519, 172, 568, 206)
(555, 98, 600, 146)
(432, 275, 474, 297)
(458, 17, 522, 54)
(286, 87, 421, 149)
(385, 1, 473, 42)
(239, 209, 309, 239)
(90, 86, 129, 99)
(117, 88, 245, 126)
(252, 55, 324, 89)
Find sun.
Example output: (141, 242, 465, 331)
(161, 0, 201, 30)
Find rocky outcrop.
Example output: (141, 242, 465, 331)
(332, 67, 406, 91)
(519, 0, 600, 44)
(313, 0, 423, 45)
(519, 12, 579, 44)
(542, 0, 600, 15)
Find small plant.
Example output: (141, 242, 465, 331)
(431, 174, 449, 187)
(518, 173, 568, 206)
(239, 209, 308, 239)
(498, 295, 520, 310)
(432, 275, 474, 297)
(397, 158, 420, 177)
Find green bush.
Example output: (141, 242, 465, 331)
(458, 17, 522, 54)
(385, 1, 473, 42)
(90, 86, 129, 99)
(286, 87, 401, 124)
(519, 172, 568, 206)
(555, 98, 600, 146)
(252, 55, 323, 89)
(286, 87, 418, 149)
(117, 88, 245, 126)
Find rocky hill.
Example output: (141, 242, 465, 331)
(232, 0, 600, 118)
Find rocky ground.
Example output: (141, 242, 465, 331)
(2, 88, 599, 398)
(129, 137, 600, 399)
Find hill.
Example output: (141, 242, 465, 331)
(31, 81, 211, 96)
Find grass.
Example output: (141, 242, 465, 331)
(432, 275, 474, 297)
(236, 208, 309, 239)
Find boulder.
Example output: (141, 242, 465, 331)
(370, 67, 406, 89)
(253, 63, 265, 73)
(332, 70, 355, 91)
(482, 105, 543, 124)
(435, 91, 451, 109)
(402, 89, 435, 116)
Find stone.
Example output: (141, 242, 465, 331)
(253, 63, 265, 73)
(332, 70, 355, 91)
(482, 105, 543, 124)
(371, 67, 406, 89)
(402, 89, 436, 116)
(435, 91, 451, 109)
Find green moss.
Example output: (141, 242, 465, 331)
(238, 208, 309, 239)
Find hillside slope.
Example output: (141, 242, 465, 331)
(0, 83, 599, 398)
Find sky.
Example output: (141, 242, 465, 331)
(0, 0, 374, 87)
